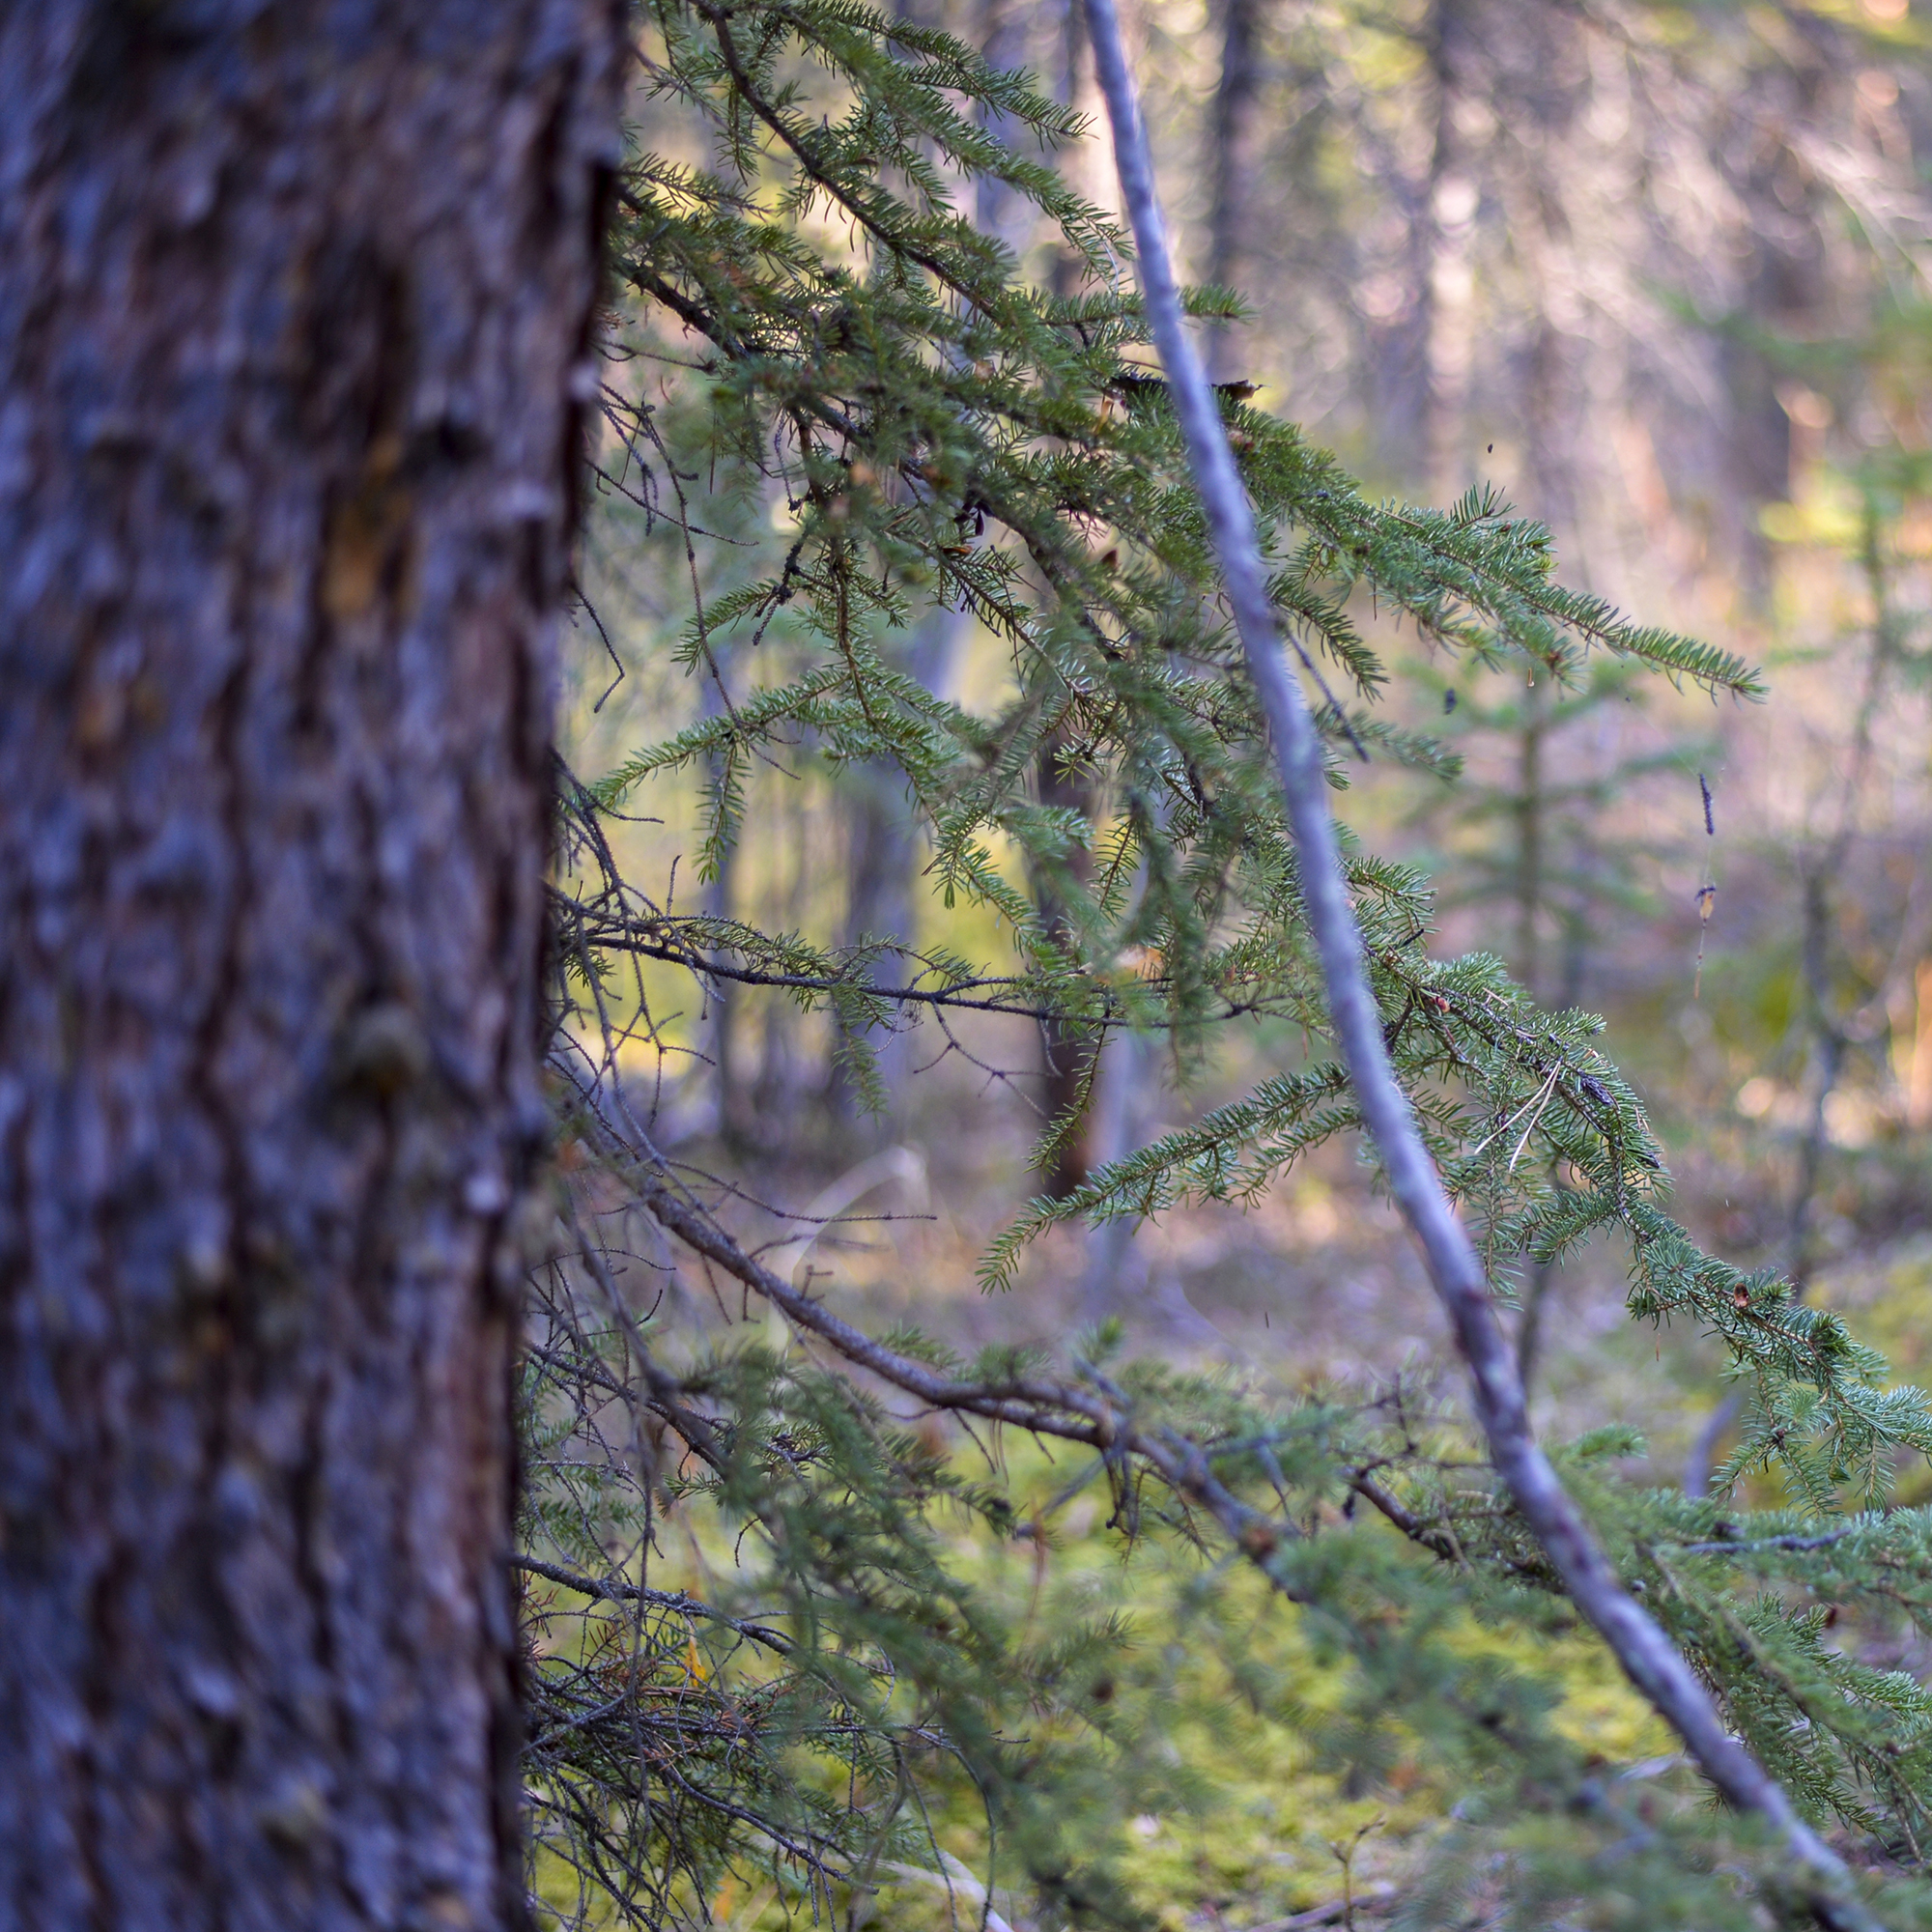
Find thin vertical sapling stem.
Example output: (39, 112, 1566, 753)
(1075, 1, 1883, 1923)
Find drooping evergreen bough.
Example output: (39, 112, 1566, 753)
(521, 6, 1932, 1927)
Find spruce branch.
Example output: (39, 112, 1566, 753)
(1075, 3, 1884, 1926)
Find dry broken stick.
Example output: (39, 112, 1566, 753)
(1074, 1, 1883, 1926)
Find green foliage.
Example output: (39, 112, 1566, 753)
(524, 3, 1932, 1925)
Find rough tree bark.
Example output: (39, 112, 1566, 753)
(0, 6, 622, 1927)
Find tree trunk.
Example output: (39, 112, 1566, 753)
(1206, 0, 1264, 382)
(0, 7, 620, 1927)
(975, 0, 1036, 257)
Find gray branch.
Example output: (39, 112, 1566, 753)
(1668, 1530, 1854, 1557)
(1074, 3, 1881, 1924)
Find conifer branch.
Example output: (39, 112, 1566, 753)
(1076, 3, 1883, 1925)
(614, 1126, 1295, 1557)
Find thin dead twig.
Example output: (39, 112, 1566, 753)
(1074, 3, 1884, 1924)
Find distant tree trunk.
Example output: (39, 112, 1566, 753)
(1515, 673, 1548, 1005)
(1420, 0, 1475, 497)
(976, 0, 1037, 256)
(1035, 736, 1099, 1198)
(1031, 0, 1105, 1197)
(1047, 0, 1094, 303)
(0, 7, 619, 1928)
(819, 0, 964, 1139)
(1206, 0, 1264, 382)
(698, 652, 747, 1147)
(831, 611, 958, 1134)
(831, 757, 918, 1132)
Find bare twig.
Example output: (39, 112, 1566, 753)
(1667, 1530, 1854, 1558)
(1075, 4, 1882, 1925)
(514, 1554, 797, 1655)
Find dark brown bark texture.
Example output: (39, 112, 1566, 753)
(0, 6, 621, 1928)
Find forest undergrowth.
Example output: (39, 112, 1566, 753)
(517, 5, 1932, 1929)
